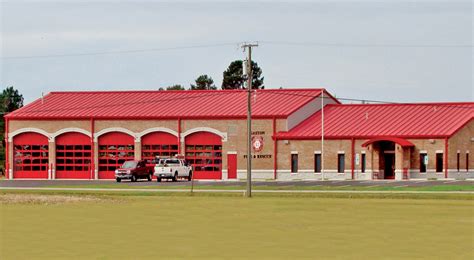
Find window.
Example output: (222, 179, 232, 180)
(436, 153, 443, 173)
(314, 154, 321, 173)
(361, 153, 366, 173)
(457, 152, 460, 172)
(419, 153, 427, 173)
(337, 154, 345, 173)
(291, 154, 298, 173)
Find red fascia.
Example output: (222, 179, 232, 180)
(274, 135, 449, 141)
(447, 117, 473, 138)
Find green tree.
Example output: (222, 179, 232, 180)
(221, 60, 264, 90)
(191, 75, 216, 90)
(165, 84, 186, 91)
(0, 86, 24, 173)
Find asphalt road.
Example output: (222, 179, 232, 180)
(0, 179, 472, 188)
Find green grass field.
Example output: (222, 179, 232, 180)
(1, 192, 473, 259)
(46, 183, 474, 191)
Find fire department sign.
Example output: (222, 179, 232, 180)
(252, 136, 264, 152)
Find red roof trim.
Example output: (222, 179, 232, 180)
(447, 117, 473, 138)
(361, 137, 415, 148)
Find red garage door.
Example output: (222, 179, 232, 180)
(98, 132, 134, 179)
(185, 132, 222, 179)
(13, 132, 49, 179)
(56, 132, 92, 179)
(142, 132, 179, 164)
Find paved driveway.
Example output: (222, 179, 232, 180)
(0, 179, 472, 188)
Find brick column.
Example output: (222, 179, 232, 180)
(94, 141, 99, 179)
(7, 141, 13, 179)
(134, 138, 141, 161)
(48, 140, 56, 180)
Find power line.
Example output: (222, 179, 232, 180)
(3, 40, 472, 60)
(262, 90, 474, 110)
(1, 42, 240, 60)
(260, 41, 474, 48)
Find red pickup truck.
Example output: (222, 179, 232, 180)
(115, 160, 154, 182)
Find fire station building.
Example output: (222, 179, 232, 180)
(4, 89, 474, 180)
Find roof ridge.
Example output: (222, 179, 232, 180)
(48, 88, 324, 95)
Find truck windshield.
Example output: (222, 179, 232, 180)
(122, 161, 137, 169)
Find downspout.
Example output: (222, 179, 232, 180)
(445, 137, 449, 179)
(5, 117, 9, 179)
(351, 138, 355, 180)
(90, 118, 95, 180)
(177, 118, 182, 155)
(273, 117, 277, 180)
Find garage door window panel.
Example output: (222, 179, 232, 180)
(13, 133, 49, 178)
(55, 133, 92, 179)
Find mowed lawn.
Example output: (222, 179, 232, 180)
(1, 194, 473, 259)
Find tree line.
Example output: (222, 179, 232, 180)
(161, 59, 264, 91)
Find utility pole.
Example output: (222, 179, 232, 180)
(242, 42, 258, 198)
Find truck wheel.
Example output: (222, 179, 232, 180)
(188, 171, 192, 181)
(131, 175, 137, 182)
(172, 172, 178, 182)
(147, 174, 152, 182)
(116, 178, 121, 183)
(157, 178, 161, 182)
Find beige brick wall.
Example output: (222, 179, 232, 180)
(182, 119, 276, 171)
(407, 138, 445, 171)
(448, 119, 473, 171)
(94, 120, 178, 133)
(7, 117, 473, 180)
(277, 139, 356, 171)
(9, 120, 90, 133)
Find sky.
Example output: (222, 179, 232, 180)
(0, 0, 472, 104)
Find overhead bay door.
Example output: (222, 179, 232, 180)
(185, 132, 222, 179)
(13, 132, 49, 179)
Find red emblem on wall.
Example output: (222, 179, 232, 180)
(252, 136, 264, 153)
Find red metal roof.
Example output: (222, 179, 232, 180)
(6, 89, 328, 119)
(276, 103, 474, 139)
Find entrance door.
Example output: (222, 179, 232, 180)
(384, 154, 395, 179)
(227, 154, 237, 179)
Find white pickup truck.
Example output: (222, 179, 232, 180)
(154, 158, 193, 182)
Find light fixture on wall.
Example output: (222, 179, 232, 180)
(429, 139, 435, 144)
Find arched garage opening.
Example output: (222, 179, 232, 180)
(98, 132, 134, 179)
(55, 132, 92, 179)
(185, 132, 222, 179)
(13, 132, 49, 179)
(142, 132, 179, 163)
